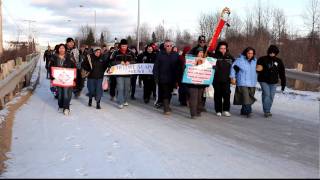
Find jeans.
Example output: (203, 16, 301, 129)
(116, 76, 131, 105)
(260, 82, 277, 113)
(57, 87, 73, 110)
(87, 78, 103, 102)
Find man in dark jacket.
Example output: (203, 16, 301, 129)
(153, 40, 179, 115)
(257, 45, 286, 118)
(66, 38, 83, 98)
(44, 45, 54, 79)
(109, 39, 136, 109)
(212, 41, 234, 117)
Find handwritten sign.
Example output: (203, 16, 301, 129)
(51, 67, 77, 87)
(106, 63, 154, 75)
(182, 55, 217, 85)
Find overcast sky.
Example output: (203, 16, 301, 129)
(2, 0, 309, 47)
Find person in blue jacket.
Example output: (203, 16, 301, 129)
(230, 47, 257, 118)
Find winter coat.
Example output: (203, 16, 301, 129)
(153, 51, 180, 84)
(230, 55, 257, 88)
(49, 54, 76, 79)
(257, 55, 286, 88)
(82, 54, 108, 79)
(213, 52, 234, 83)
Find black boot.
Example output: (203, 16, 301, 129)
(96, 101, 101, 109)
(88, 99, 92, 107)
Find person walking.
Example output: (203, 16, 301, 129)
(212, 41, 234, 117)
(82, 47, 108, 109)
(110, 39, 136, 109)
(230, 47, 258, 118)
(257, 45, 286, 118)
(153, 40, 180, 115)
(50, 44, 76, 116)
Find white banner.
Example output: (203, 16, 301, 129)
(106, 63, 154, 76)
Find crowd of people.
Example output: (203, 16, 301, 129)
(43, 36, 286, 118)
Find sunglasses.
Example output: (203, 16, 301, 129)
(200, 41, 206, 44)
(166, 45, 173, 48)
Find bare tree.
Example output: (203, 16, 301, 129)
(303, 0, 320, 45)
(272, 8, 288, 44)
(244, 11, 254, 39)
(225, 12, 243, 38)
(154, 24, 165, 42)
(139, 23, 151, 44)
(182, 30, 192, 44)
(198, 11, 220, 40)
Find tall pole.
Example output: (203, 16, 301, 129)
(137, 0, 140, 52)
(0, 0, 3, 55)
(94, 10, 96, 38)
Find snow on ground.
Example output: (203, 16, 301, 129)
(1, 63, 319, 178)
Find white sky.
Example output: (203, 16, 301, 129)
(2, 0, 310, 47)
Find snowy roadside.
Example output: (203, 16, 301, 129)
(0, 55, 41, 126)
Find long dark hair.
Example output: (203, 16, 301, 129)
(55, 44, 67, 55)
(242, 47, 256, 60)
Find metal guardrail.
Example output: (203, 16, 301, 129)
(0, 54, 40, 109)
(285, 69, 320, 85)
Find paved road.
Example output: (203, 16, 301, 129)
(1, 62, 319, 178)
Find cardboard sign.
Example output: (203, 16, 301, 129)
(106, 63, 154, 75)
(182, 55, 217, 85)
(51, 67, 77, 87)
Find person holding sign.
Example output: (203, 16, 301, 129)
(50, 44, 76, 116)
(189, 35, 210, 112)
(82, 47, 108, 109)
(187, 47, 207, 119)
(153, 40, 180, 115)
(212, 42, 234, 117)
(109, 39, 136, 109)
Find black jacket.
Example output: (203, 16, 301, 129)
(153, 51, 179, 84)
(110, 49, 136, 66)
(49, 54, 76, 79)
(257, 55, 286, 87)
(82, 54, 108, 79)
(213, 52, 234, 83)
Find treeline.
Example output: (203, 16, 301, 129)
(76, 0, 319, 73)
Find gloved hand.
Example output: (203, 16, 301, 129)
(233, 65, 240, 73)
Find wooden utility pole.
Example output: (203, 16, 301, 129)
(0, 0, 4, 55)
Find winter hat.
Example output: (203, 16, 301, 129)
(93, 47, 101, 52)
(119, 39, 128, 45)
(196, 47, 204, 55)
(267, 45, 280, 55)
(198, 35, 206, 42)
(66, 37, 74, 43)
